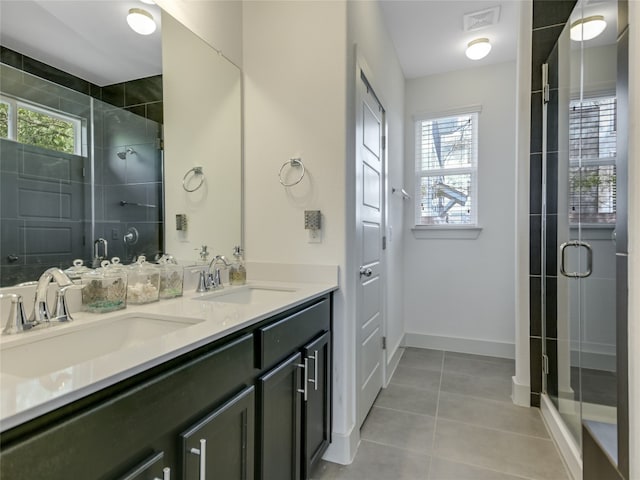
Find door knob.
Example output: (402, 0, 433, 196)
(359, 267, 373, 277)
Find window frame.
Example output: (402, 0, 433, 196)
(413, 105, 481, 231)
(0, 93, 83, 156)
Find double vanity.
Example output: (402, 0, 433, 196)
(0, 271, 337, 479)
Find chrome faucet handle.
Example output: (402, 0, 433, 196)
(1, 293, 31, 335)
(213, 268, 223, 289)
(52, 285, 82, 322)
(196, 270, 208, 293)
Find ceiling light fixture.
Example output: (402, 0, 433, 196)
(570, 15, 607, 41)
(127, 8, 156, 35)
(465, 38, 492, 60)
(569, 15, 607, 42)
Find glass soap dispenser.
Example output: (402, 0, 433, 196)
(229, 246, 246, 285)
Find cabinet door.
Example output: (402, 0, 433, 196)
(181, 386, 255, 480)
(119, 452, 171, 480)
(302, 331, 331, 479)
(258, 352, 302, 480)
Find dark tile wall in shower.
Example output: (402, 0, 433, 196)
(0, 46, 163, 123)
(529, 0, 576, 408)
(0, 47, 163, 283)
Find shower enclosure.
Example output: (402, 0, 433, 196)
(0, 61, 163, 286)
(541, 0, 628, 477)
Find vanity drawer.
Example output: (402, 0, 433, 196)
(256, 297, 330, 369)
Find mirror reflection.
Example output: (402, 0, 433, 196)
(0, 1, 242, 287)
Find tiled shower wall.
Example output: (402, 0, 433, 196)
(529, 0, 577, 408)
(0, 46, 163, 285)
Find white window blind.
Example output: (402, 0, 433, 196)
(414, 110, 478, 226)
(568, 96, 616, 225)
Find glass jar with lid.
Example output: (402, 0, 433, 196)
(126, 255, 161, 304)
(80, 260, 127, 313)
(64, 259, 92, 281)
(156, 254, 184, 299)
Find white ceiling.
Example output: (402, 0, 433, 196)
(378, 0, 520, 79)
(0, 1, 617, 87)
(0, 0, 162, 86)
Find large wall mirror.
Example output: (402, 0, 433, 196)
(0, 1, 242, 287)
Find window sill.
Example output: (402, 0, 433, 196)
(411, 226, 483, 240)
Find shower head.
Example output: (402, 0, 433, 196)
(117, 147, 136, 159)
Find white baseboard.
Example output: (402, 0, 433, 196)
(322, 423, 359, 465)
(403, 332, 515, 359)
(384, 344, 404, 388)
(541, 394, 582, 480)
(570, 349, 616, 372)
(511, 376, 531, 406)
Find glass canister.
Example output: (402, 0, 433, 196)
(156, 255, 184, 299)
(126, 255, 161, 304)
(80, 262, 127, 313)
(64, 258, 92, 281)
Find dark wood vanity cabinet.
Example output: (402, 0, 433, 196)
(302, 331, 331, 477)
(181, 386, 255, 480)
(0, 294, 331, 480)
(256, 298, 332, 480)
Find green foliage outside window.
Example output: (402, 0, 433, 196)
(17, 107, 75, 154)
(0, 102, 8, 139)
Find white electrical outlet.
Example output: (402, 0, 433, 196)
(308, 228, 322, 243)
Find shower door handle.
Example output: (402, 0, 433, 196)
(559, 241, 593, 278)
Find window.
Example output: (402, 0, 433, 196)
(0, 95, 82, 155)
(568, 96, 616, 225)
(414, 109, 478, 226)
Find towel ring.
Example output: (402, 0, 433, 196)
(279, 158, 305, 187)
(183, 166, 205, 192)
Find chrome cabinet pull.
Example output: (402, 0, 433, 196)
(189, 439, 207, 480)
(153, 467, 171, 480)
(297, 359, 308, 401)
(359, 267, 373, 277)
(308, 350, 319, 391)
(560, 241, 593, 278)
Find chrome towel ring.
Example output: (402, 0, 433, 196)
(279, 158, 305, 187)
(183, 166, 205, 192)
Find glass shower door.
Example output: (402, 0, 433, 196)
(542, 0, 619, 457)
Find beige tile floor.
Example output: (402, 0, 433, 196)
(311, 348, 570, 480)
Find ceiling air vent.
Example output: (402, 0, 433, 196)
(463, 6, 501, 32)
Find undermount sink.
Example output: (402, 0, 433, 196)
(0, 313, 202, 379)
(194, 286, 297, 305)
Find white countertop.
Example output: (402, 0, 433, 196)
(0, 278, 337, 433)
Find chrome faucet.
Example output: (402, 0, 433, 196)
(208, 255, 231, 289)
(196, 255, 231, 292)
(92, 237, 108, 268)
(31, 268, 74, 324)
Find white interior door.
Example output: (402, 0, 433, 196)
(356, 71, 385, 428)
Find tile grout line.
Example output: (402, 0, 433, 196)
(372, 403, 552, 441)
(429, 453, 541, 480)
(358, 438, 431, 459)
(426, 351, 445, 480)
(435, 415, 556, 442)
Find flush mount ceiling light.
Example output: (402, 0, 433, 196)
(465, 38, 492, 60)
(570, 15, 607, 41)
(127, 8, 156, 35)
